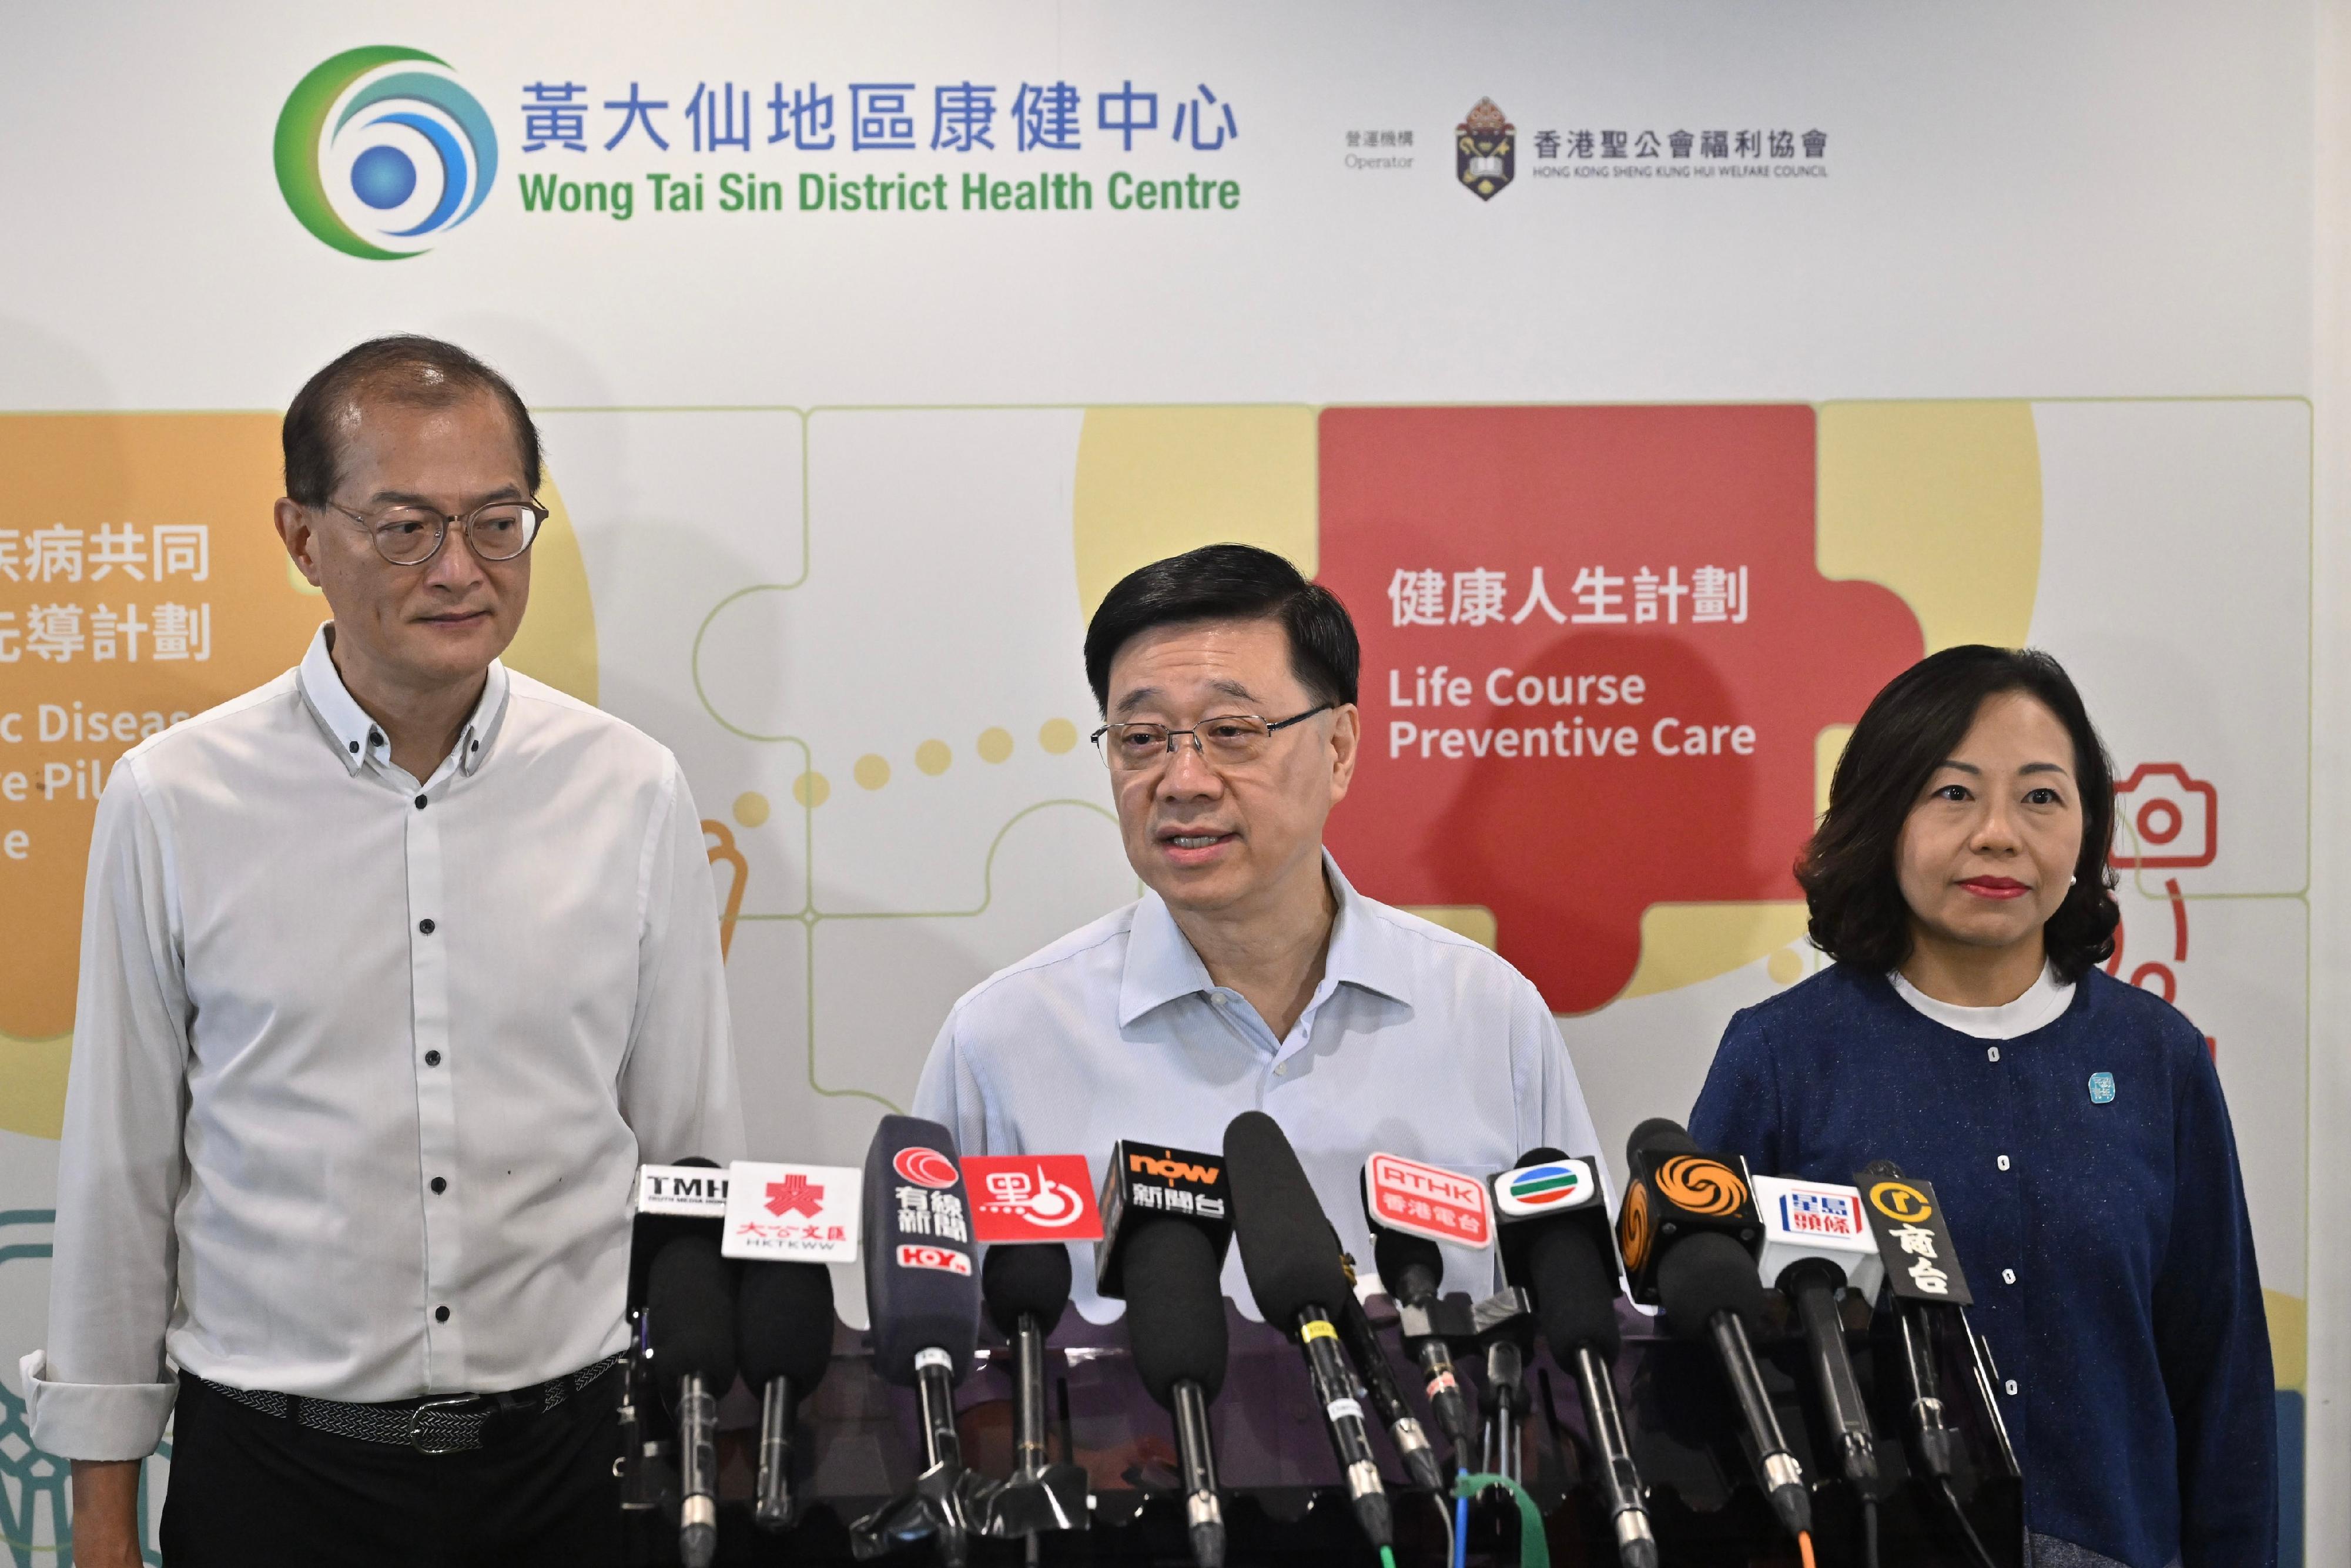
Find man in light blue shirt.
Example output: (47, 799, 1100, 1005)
(913, 544, 1602, 1313)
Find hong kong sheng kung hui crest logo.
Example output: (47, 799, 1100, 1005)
(1457, 98, 1513, 199)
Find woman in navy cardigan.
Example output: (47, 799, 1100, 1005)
(1690, 646, 2274, 1568)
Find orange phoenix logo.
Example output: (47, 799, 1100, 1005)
(1617, 1180, 1653, 1269)
(1656, 1155, 1749, 1217)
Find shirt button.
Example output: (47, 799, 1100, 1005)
(430, 1176, 447, 1194)
(435, 1305, 450, 1323)
(2002, 1268, 2017, 1284)
(419, 919, 436, 934)
(1211, 994, 1227, 1007)
(1987, 1046, 2001, 1063)
(2004, 1379, 2018, 1396)
(414, 794, 427, 810)
(1996, 1154, 2011, 1171)
(347, 741, 360, 755)
(424, 1050, 442, 1067)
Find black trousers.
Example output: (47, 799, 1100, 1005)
(159, 1368, 624, 1567)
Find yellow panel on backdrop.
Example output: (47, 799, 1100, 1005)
(1071, 406, 1317, 619)
(1817, 401, 2043, 654)
(0, 413, 598, 1140)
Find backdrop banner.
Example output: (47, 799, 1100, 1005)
(0, 5, 2319, 1560)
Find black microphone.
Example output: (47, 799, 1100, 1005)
(1493, 1148, 1656, 1568)
(647, 1233, 736, 1568)
(1223, 1111, 1392, 1550)
(852, 1116, 983, 1567)
(1852, 1161, 1977, 1480)
(979, 1244, 1090, 1536)
(1099, 1141, 1234, 1568)
(1750, 1174, 1886, 1492)
(737, 1260, 834, 1531)
(622, 1158, 734, 1515)
(1369, 1227, 1477, 1464)
(1621, 1119, 1810, 1540)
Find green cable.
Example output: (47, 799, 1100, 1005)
(1451, 1470, 1550, 1568)
(1381, 1546, 1399, 1568)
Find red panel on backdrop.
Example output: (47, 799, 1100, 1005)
(1318, 405, 1923, 1013)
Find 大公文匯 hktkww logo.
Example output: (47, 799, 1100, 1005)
(274, 46, 497, 259)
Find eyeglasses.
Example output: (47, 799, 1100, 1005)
(323, 498, 550, 567)
(1091, 705, 1333, 772)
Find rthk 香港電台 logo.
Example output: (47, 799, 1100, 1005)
(274, 46, 498, 259)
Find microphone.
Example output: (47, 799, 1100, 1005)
(1364, 1152, 1486, 1486)
(737, 1261, 834, 1531)
(1852, 1161, 1977, 1480)
(1620, 1119, 1809, 1540)
(1369, 1227, 1477, 1465)
(718, 1155, 863, 1532)
(1492, 1148, 1656, 1568)
(852, 1116, 984, 1567)
(1223, 1111, 1392, 1550)
(1334, 1252, 1446, 1493)
(1097, 1141, 1234, 1568)
(1751, 1174, 1886, 1491)
(622, 1160, 731, 1524)
(647, 1232, 736, 1568)
(966, 1151, 1101, 1541)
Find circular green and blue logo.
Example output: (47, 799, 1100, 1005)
(274, 46, 497, 259)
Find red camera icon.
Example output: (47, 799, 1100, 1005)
(2111, 763, 2217, 869)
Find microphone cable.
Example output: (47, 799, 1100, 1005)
(1937, 1475, 2002, 1568)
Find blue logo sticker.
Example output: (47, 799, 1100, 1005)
(2088, 1071, 2116, 1104)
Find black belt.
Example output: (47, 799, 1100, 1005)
(196, 1353, 624, 1455)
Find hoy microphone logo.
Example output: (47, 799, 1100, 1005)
(274, 46, 498, 259)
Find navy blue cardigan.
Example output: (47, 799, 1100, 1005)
(1690, 963, 2275, 1568)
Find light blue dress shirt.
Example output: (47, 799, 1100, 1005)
(912, 853, 1603, 1320)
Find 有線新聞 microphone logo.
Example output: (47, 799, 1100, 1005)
(893, 1145, 960, 1189)
(1656, 1155, 1747, 1217)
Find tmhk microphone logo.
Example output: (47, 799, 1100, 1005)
(274, 46, 497, 259)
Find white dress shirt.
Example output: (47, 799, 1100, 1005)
(912, 853, 1604, 1319)
(24, 625, 744, 1460)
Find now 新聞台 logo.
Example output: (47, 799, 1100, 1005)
(274, 46, 497, 259)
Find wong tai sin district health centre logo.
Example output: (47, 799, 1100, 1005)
(275, 46, 497, 258)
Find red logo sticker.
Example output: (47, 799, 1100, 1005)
(961, 1155, 1104, 1244)
(897, 1243, 972, 1275)
(1367, 1152, 1495, 1249)
(893, 1146, 960, 1189)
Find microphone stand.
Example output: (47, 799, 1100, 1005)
(1173, 1379, 1225, 1566)
(677, 1371, 719, 1568)
(753, 1376, 799, 1530)
(1567, 1343, 1656, 1567)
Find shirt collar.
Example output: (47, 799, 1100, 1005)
(297, 622, 510, 780)
(1116, 850, 1414, 1028)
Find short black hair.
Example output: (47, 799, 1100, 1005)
(1084, 543, 1359, 714)
(1799, 645, 2121, 981)
(282, 335, 541, 507)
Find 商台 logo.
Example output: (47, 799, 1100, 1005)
(274, 46, 498, 259)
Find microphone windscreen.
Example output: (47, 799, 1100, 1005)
(1655, 1231, 1764, 1341)
(736, 1260, 835, 1390)
(982, 1243, 1073, 1339)
(1626, 1118, 1698, 1170)
(1526, 1222, 1622, 1360)
(648, 1234, 737, 1405)
(1515, 1145, 1569, 1165)
(862, 1115, 982, 1386)
(1121, 1218, 1229, 1407)
(1223, 1111, 1352, 1329)
(1371, 1227, 1445, 1301)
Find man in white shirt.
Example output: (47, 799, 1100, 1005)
(913, 544, 1602, 1314)
(25, 336, 742, 1566)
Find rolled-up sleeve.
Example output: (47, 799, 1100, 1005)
(29, 761, 190, 1459)
(617, 762, 745, 1165)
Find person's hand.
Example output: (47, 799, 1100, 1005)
(69, 1459, 146, 1568)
